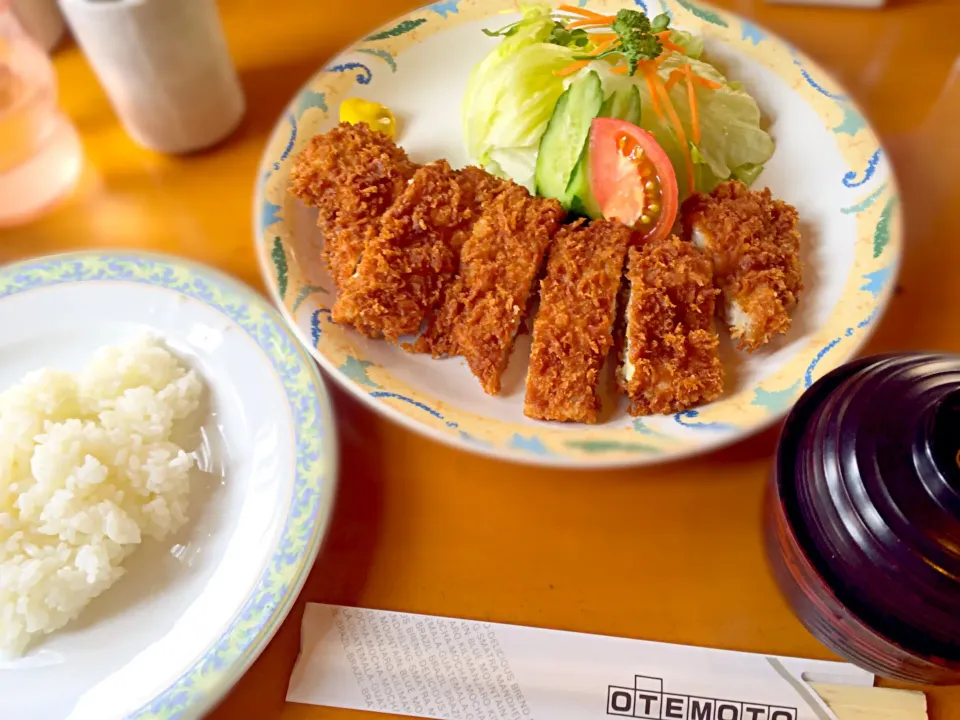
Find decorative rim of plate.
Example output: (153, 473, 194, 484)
(0, 251, 339, 720)
(253, 0, 903, 468)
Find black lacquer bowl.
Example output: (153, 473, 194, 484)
(766, 353, 960, 683)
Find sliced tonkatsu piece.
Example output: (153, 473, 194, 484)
(524, 219, 631, 423)
(288, 122, 419, 290)
(414, 183, 565, 394)
(618, 237, 723, 416)
(681, 180, 802, 352)
(332, 160, 506, 341)
(458, 164, 511, 209)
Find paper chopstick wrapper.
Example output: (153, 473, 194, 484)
(288, 604, 878, 720)
(59, 0, 245, 154)
(808, 684, 926, 720)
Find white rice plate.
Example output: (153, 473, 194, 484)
(0, 335, 204, 656)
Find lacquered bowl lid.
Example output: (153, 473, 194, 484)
(777, 353, 960, 661)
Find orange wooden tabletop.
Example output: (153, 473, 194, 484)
(2, 0, 960, 718)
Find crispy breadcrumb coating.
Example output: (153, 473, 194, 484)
(287, 126, 789, 421)
(332, 160, 503, 341)
(618, 237, 723, 415)
(681, 180, 802, 352)
(415, 184, 565, 394)
(457, 165, 510, 208)
(524, 219, 631, 423)
(288, 122, 418, 290)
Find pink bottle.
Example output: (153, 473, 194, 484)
(0, 0, 81, 226)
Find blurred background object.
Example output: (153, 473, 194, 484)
(0, 0, 81, 226)
(766, 0, 884, 6)
(11, 0, 65, 52)
(59, 0, 245, 154)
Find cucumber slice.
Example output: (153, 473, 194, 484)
(565, 145, 602, 219)
(622, 85, 642, 126)
(599, 86, 642, 126)
(565, 86, 643, 218)
(598, 92, 617, 119)
(534, 70, 604, 203)
(566, 83, 641, 218)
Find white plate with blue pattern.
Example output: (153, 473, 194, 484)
(0, 252, 337, 720)
(255, 0, 902, 466)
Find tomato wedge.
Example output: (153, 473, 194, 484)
(589, 118, 679, 244)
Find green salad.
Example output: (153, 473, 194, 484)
(462, 3, 775, 235)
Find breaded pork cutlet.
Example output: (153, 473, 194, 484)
(332, 160, 505, 341)
(288, 122, 418, 290)
(524, 219, 631, 423)
(618, 237, 723, 415)
(414, 183, 565, 394)
(458, 165, 510, 207)
(681, 180, 802, 352)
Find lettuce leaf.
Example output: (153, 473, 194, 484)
(462, 5, 575, 190)
(463, 7, 773, 197)
(669, 30, 703, 59)
(595, 52, 774, 196)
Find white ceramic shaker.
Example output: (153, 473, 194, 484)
(58, 0, 245, 154)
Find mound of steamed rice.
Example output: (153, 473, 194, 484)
(0, 335, 204, 656)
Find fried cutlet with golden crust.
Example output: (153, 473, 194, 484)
(414, 183, 565, 394)
(332, 160, 504, 341)
(288, 122, 419, 290)
(681, 180, 802, 352)
(617, 237, 723, 415)
(457, 164, 510, 208)
(524, 219, 631, 423)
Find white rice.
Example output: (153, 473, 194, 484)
(0, 335, 204, 656)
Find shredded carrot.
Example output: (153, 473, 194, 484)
(641, 64, 665, 123)
(664, 70, 684, 92)
(567, 19, 607, 29)
(654, 32, 687, 54)
(555, 37, 618, 76)
(611, 65, 630, 75)
(589, 37, 618, 55)
(685, 65, 700, 145)
(557, 5, 615, 22)
(556, 3, 591, 15)
(691, 75, 723, 90)
(588, 32, 618, 43)
(651, 70, 694, 195)
(662, 64, 723, 147)
(554, 59, 591, 77)
(668, 68, 724, 92)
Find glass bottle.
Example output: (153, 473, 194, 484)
(0, 0, 81, 226)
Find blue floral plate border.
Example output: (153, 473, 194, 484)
(0, 251, 338, 720)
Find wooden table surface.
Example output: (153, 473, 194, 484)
(3, 0, 960, 717)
